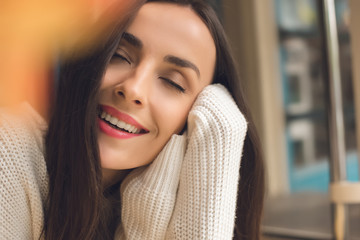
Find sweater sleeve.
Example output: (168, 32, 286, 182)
(116, 134, 186, 240)
(165, 84, 247, 239)
(0, 103, 48, 240)
(116, 84, 246, 240)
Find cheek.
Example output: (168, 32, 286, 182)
(98, 133, 160, 170)
(151, 80, 214, 135)
(153, 94, 194, 135)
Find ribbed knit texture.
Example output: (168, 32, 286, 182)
(117, 84, 247, 240)
(0, 103, 48, 240)
(0, 84, 247, 240)
(117, 134, 186, 239)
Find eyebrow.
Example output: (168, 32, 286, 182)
(122, 32, 143, 49)
(164, 55, 200, 77)
(122, 32, 200, 77)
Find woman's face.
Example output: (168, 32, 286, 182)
(98, 2, 216, 171)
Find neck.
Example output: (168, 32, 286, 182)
(102, 169, 131, 189)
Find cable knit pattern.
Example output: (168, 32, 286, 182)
(0, 103, 48, 240)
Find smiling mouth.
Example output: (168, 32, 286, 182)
(98, 108, 149, 134)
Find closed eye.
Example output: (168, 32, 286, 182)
(112, 53, 131, 65)
(159, 77, 186, 93)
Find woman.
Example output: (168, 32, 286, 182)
(0, 0, 264, 239)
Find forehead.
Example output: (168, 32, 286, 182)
(124, 2, 216, 82)
(127, 2, 215, 52)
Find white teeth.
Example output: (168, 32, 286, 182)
(110, 117, 118, 125)
(129, 125, 139, 133)
(124, 123, 131, 130)
(129, 126, 135, 132)
(101, 110, 142, 134)
(116, 121, 125, 129)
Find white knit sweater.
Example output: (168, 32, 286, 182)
(0, 102, 48, 239)
(0, 84, 247, 240)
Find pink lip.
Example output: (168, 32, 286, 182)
(98, 105, 149, 139)
(101, 105, 148, 131)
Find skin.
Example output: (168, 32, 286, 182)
(97, 2, 216, 184)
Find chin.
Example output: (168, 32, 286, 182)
(100, 157, 150, 170)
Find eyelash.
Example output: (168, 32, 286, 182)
(111, 51, 185, 93)
(159, 77, 186, 93)
(112, 52, 131, 64)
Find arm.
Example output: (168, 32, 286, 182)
(116, 134, 186, 240)
(165, 84, 247, 239)
(0, 103, 48, 240)
(117, 84, 246, 240)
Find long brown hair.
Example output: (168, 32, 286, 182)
(147, 0, 265, 239)
(44, 0, 264, 239)
(43, 1, 145, 239)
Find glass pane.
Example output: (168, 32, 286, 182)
(335, 0, 360, 237)
(263, 0, 358, 238)
(278, 0, 331, 193)
(335, 0, 358, 182)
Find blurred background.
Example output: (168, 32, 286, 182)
(1, 0, 359, 239)
(209, 0, 360, 239)
(0, 0, 132, 118)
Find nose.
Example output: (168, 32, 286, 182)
(114, 68, 150, 107)
(116, 89, 143, 106)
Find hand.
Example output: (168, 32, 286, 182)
(166, 84, 247, 239)
(117, 84, 247, 240)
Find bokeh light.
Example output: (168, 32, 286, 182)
(0, 0, 133, 117)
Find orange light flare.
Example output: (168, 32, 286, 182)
(0, 0, 134, 118)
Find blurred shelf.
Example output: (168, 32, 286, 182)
(262, 192, 360, 240)
(279, 28, 320, 39)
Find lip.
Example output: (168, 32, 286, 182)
(98, 105, 149, 139)
(101, 105, 149, 131)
